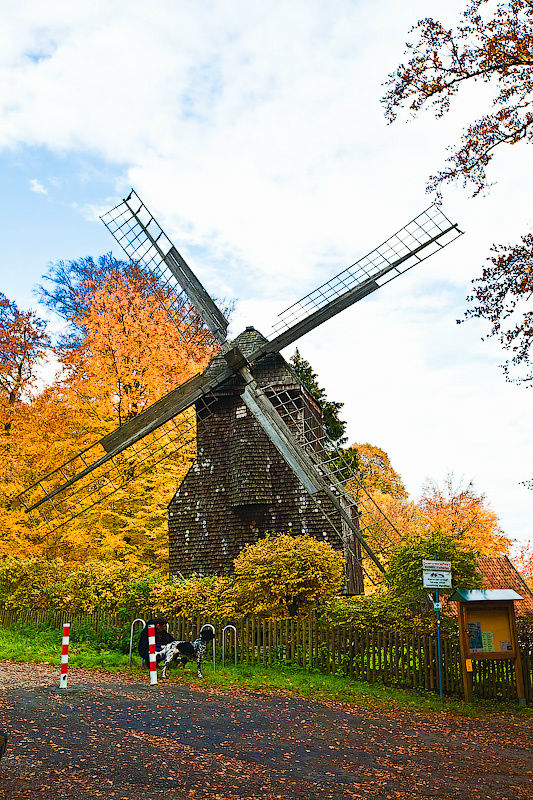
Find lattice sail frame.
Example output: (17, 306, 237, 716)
(265, 384, 401, 583)
(18, 396, 219, 535)
(101, 190, 226, 351)
(270, 205, 460, 338)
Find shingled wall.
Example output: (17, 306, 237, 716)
(168, 328, 362, 590)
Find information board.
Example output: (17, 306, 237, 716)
(422, 559, 452, 589)
(464, 606, 513, 656)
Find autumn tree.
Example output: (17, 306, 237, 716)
(383, 1, 533, 388)
(6, 254, 217, 566)
(361, 491, 422, 553)
(514, 539, 533, 585)
(231, 533, 345, 617)
(338, 442, 411, 578)
(346, 442, 407, 499)
(0, 293, 50, 437)
(0, 294, 53, 559)
(419, 474, 511, 556)
(39, 254, 216, 433)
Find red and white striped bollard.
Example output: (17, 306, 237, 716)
(147, 623, 158, 685)
(59, 622, 70, 689)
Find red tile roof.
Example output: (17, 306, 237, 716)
(476, 556, 533, 616)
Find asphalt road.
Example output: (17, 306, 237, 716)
(0, 662, 531, 800)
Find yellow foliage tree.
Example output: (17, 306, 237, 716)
(347, 442, 407, 499)
(231, 533, 345, 618)
(50, 259, 213, 436)
(343, 443, 410, 581)
(513, 540, 533, 588)
(0, 294, 53, 558)
(2, 256, 216, 566)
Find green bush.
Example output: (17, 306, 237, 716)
(320, 592, 458, 635)
(385, 529, 483, 603)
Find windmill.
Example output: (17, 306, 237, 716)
(17, 190, 461, 589)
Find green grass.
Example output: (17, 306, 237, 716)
(0, 623, 131, 672)
(1, 624, 530, 720)
(163, 661, 532, 719)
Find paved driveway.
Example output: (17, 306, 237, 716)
(0, 662, 531, 799)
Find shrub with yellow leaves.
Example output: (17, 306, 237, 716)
(231, 532, 345, 618)
(146, 574, 234, 620)
(0, 534, 343, 621)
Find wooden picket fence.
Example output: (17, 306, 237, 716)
(1, 606, 531, 703)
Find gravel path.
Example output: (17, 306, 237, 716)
(0, 661, 531, 800)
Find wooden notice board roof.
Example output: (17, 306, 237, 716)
(450, 589, 523, 602)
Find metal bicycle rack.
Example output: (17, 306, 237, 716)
(200, 623, 217, 672)
(129, 618, 146, 665)
(130, 620, 218, 671)
(222, 624, 237, 667)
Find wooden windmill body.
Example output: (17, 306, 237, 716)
(18, 190, 462, 589)
(168, 326, 363, 591)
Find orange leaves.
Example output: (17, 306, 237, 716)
(513, 538, 533, 585)
(383, 1, 533, 193)
(54, 261, 210, 432)
(383, 3, 533, 396)
(419, 474, 511, 556)
(0, 292, 50, 437)
(347, 442, 408, 499)
(1, 255, 216, 566)
(464, 234, 533, 384)
(0, 293, 54, 557)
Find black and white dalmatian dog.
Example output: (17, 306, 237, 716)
(158, 627, 215, 679)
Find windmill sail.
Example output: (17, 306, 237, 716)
(17, 368, 231, 528)
(19, 410, 193, 532)
(18, 392, 224, 535)
(263, 382, 401, 582)
(240, 379, 385, 575)
(101, 189, 229, 345)
(17, 190, 235, 532)
(257, 204, 462, 356)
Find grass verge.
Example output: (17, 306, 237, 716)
(161, 661, 531, 719)
(0, 622, 130, 672)
(1, 624, 530, 719)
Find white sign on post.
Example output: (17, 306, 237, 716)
(422, 559, 452, 589)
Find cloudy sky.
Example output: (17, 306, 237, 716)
(1, 0, 532, 546)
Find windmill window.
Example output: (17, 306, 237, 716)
(235, 405, 247, 419)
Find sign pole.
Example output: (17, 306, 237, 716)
(59, 622, 70, 690)
(435, 551, 443, 701)
(423, 556, 451, 702)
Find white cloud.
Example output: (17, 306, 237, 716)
(1, 0, 532, 543)
(29, 178, 47, 194)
